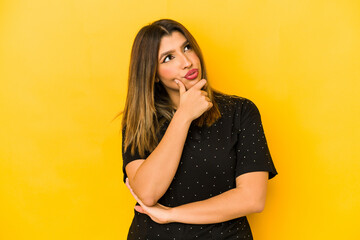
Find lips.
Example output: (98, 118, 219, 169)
(184, 69, 199, 80)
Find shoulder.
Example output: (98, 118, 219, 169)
(213, 91, 258, 114)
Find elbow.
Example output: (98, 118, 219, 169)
(128, 179, 159, 207)
(250, 198, 266, 213)
(244, 192, 266, 213)
(140, 196, 158, 207)
(135, 190, 159, 207)
(252, 202, 265, 213)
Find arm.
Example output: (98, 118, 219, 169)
(169, 171, 268, 224)
(126, 79, 213, 207)
(126, 171, 269, 224)
(126, 110, 191, 207)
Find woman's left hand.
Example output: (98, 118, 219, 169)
(125, 178, 173, 224)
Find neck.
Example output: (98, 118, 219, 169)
(169, 92, 180, 110)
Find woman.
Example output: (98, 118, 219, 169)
(121, 19, 277, 239)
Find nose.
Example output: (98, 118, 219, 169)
(180, 53, 192, 69)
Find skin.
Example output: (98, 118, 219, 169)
(125, 32, 212, 207)
(125, 31, 269, 225)
(126, 171, 268, 224)
(157, 31, 204, 108)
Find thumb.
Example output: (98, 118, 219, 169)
(175, 79, 186, 95)
(134, 205, 146, 214)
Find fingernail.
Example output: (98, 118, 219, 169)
(174, 80, 179, 84)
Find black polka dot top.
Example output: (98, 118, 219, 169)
(122, 92, 278, 240)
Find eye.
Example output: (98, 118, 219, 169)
(163, 54, 174, 63)
(184, 44, 192, 51)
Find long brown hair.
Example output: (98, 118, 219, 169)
(122, 19, 221, 157)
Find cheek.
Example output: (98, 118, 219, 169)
(158, 66, 176, 79)
(190, 54, 200, 65)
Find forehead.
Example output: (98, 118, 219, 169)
(158, 31, 187, 54)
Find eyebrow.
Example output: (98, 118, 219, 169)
(159, 40, 189, 61)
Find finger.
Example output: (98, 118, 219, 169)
(125, 178, 131, 189)
(125, 179, 144, 206)
(174, 79, 186, 95)
(125, 178, 135, 194)
(134, 205, 146, 214)
(207, 102, 213, 110)
(132, 194, 148, 213)
(200, 90, 208, 96)
(125, 180, 135, 196)
(204, 81, 208, 89)
(192, 79, 207, 90)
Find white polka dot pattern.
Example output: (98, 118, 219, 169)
(122, 93, 277, 239)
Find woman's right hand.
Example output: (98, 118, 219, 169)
(175, 79, 213, 121)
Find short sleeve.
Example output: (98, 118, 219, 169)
(235, 99, 278, 179)
(121, 127, 151, 183)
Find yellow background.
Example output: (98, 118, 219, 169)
(1, 0, 359, 239)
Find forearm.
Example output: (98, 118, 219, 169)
(131, 109, 191, 206)
(169, 187, 265, 224)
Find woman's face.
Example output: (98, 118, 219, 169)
(157, 31, 202, 98)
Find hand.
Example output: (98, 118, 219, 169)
(125, 178, 173, 224)
(175, 79, 213, 121)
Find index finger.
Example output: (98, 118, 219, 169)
(175, 79, 187, 95)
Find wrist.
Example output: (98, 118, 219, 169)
(173, 108, 192, 125)
(167, 207, 178, 223)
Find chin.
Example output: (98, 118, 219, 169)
(185, 81, 197, 90)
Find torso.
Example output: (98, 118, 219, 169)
(126, 93, 254, 240)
